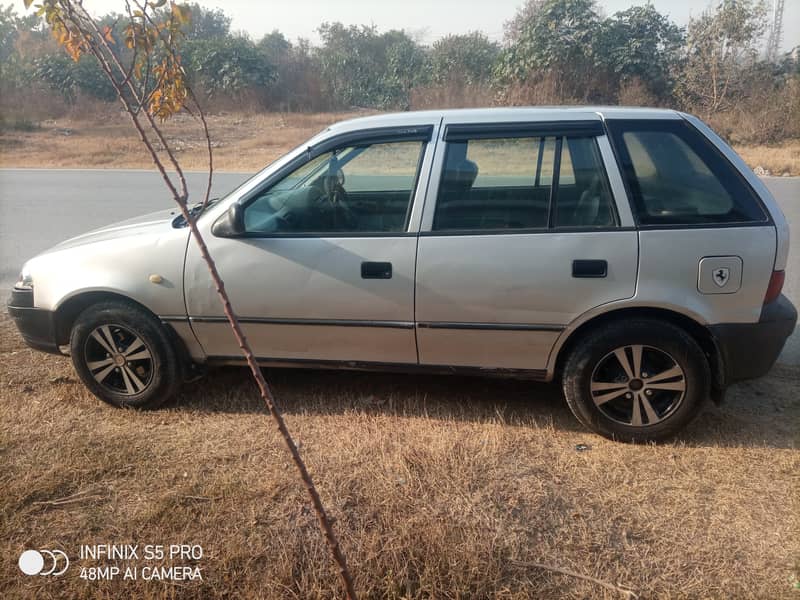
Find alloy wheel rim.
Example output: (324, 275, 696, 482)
(589, 344, 686, 427)
(84, 324, 154, 396)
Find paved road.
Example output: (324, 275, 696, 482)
(0, 169, 797, 363)
(0, 169, 249, 285)
(764, 177, 800, 364)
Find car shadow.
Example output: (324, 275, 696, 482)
(176, 366, 583, 432)
(682, 363, 800, 449)
(172, 363, 800, 449)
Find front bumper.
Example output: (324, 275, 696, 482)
(7, 288, 63, 355)
(710, 294, 797, 385)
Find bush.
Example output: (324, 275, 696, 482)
(705, 75, 800, 145)
(409, 81, 496, 110)
(617, 77, 661, 107)
(182, 36, 276, 106)
(500, 71, 582, 106)
(0, 116, 39, 132)
(32, 53, 115, 104)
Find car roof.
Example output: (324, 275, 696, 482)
(327, 106, 683, 134)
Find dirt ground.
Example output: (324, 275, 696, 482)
(1, 108, 799, 176)
(1, 311, 798, 599)
(0, 110, 362, 172)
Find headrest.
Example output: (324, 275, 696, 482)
(445, 158, 478, 189)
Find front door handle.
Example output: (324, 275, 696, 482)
(572, 259, 607, 278)
(361, 261, 392, 279)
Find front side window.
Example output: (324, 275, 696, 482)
(433, 133, 615, 231)
(243, 140, 424, 234)
(606, 119, 767, 226)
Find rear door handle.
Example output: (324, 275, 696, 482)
(361, 261, 392, 279)
(572, 259, 607, 278)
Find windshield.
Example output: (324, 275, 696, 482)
(269, 153, 332, 192)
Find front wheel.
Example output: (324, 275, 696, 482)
(562, 319, 710, 442)
(70, 300, 181, 409)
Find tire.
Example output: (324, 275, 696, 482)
(561, 318, 710, 442)
(69, 300, 181, 409)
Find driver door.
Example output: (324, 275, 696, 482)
(184, 126, 435, 365)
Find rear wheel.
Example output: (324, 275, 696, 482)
(70, 300, 180, 409)
(562, 319, 710, 442)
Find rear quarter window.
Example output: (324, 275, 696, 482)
(606, 119, 768, 226)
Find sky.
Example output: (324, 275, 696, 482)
(10, 0, 800, 52)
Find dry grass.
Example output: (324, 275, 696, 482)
(2, 110, 799, 176)
(1, 312, 798, 599)
(0, 110, 368, 172)
(731, 140, 800, 177)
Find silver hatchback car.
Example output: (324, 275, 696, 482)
(8, 108, 796, 441)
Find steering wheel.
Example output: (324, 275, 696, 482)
(318, 168, 356, 229)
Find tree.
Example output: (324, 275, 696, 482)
(278, 37, 326, 111)
(497, 0, 601, 100)
(255, 30, 297, 109)
(183, 35, 276, 101)
(0, 4, 41, 59)
(675, 0, 768, 117)
(430, 32, 499, 86)
(594, 5, 684, 101)
(258, 28, 290, 59)
(316, 22, 425, 109)
(316, 22, 386, 107)
(382, 30, 429, 108)
(176, 2, 230, 39)
(33, 52, 116, 103)
(0, 4, 42, 91)
(503, 0, 546, 42)
(24, 1, 356, 598)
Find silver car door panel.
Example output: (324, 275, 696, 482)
(185, 236, 419, 362)
(415, 230, 638, 368)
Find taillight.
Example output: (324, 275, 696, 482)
(764, 270, 785, 305)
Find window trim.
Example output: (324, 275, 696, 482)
(430, 130, 619, 234)
(546, 136, 563, 228)
(443, 120, 604, 141)
(534, 137, 546, 187)
(231, 125, 434, 238)
(551, 135, 622, 230)
(603, 118, 772, 229)
(419, 226, 636, 237)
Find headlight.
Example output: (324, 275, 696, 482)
(16, 266, 33, 290)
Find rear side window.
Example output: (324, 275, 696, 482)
(433, 133, 616, 231)
(554, 137, 616, 228)
(606, 119, 767, 226)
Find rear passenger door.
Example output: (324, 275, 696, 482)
(414, 119, 639, 372)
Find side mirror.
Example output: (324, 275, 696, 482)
(211, 202, 245, 238)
